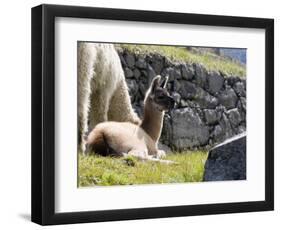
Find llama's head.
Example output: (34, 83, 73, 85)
(145, 75, 175, 112)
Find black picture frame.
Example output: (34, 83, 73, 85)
(31, 4, 274, 225)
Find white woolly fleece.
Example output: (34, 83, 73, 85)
(78, 43, 140, 152)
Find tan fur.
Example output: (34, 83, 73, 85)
(86, 76, 175, 163)
(141, 96, 164, 143)
(87, 122, 157, 157)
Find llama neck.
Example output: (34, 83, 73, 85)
(140, 99, 164, 143)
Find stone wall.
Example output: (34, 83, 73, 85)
(118, 49, 246, 151)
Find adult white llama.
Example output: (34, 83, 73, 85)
(78, 42, 140, 153)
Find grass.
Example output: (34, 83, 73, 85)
(78, 151, 208, 187)
(116, 44, 246, 77)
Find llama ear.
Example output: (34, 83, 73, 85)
(150, 75, 161, 92)
(160, 75, 169, 88)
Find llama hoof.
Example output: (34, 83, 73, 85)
(157, 150, 166, 159)
(165, 160, 178, 165)
(128, 150, 148, 159)
(156, 159, 178, 165)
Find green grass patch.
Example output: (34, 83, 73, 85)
(78, 151, 208, 187)
(116, 44, 246, 77)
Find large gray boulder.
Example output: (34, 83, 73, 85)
(204, 109, 221, 125)
(193, 87, 219, 109)
(203, 133, 246, 181)
(207, 71, 225, 95)
(179, 81, 218, 109)
(124, 53, 135, 68)
(178, 81, 197, 99)
(181, 64, 194, 80)
(133, 68, 141, 79)
(226, 108, 242, 127)
(135, 57, 147, 69)
(218, 88, 238, 109)
(163, 108, 209, 150)
(233, 81, 246, 97)
(124, 67, 134, 78)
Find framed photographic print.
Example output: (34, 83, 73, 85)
(31, 4, 274, 225)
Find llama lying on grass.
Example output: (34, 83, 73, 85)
(86, 75, 176, 164)
(78, 43, 140, 153)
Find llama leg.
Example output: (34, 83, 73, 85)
(146, 155, 176, 164)
(124, 149, 175, 164)
(108, 80, 140, 124)
(156, 150, 166, 159)
(78, 47, 93, 154)
(79, 101, 89, 154)
(126, 149, 149, 159)
(78, 81, 93, 154)
(88, 90, 111, 132)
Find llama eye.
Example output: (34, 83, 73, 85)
(158, 96, 165, 100)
